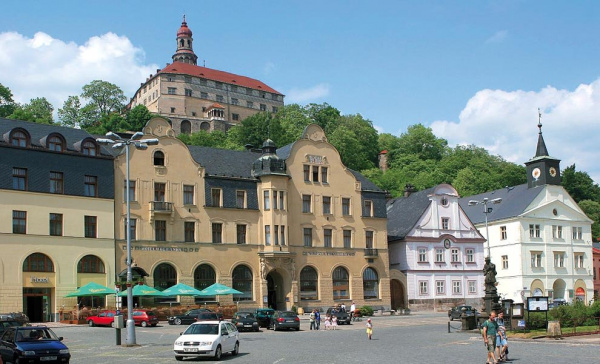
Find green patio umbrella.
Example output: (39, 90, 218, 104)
(65, 282, 115, 297)
(118, 284, 166, 297)
(162, 283, 204, 296)
(197, 283, 242, 296)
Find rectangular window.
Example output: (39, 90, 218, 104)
(324, 228, 332, 248)
(83, 175, 98, 197)
(184, 221, 195, 242)
(49, 213, 63, 236)
(236, 224, 246, 244)
(366, 231, 374, 249)
(167, 87, 176, 95)
(441, 217, 449, 230)
(302, 194, 312, 213)
(554, 252, 565, 267)
(364, 200, 373, 217)
(236, 190, 246, 209)
(264, 190, 270, 210)
(452, 281, 461, 294)
(575, 253, 584, 268)
(419, 281, 428, 295)
(212, 223, 222, 243)
(273, 191, 278, 210)
(436, 281, 445, 295)
(573, 227, 583, 240)
(84, 216, 97, 238)
(502, 255, 508, 269)
(200, 91, 208, 99)
(265, 225, 271, 245)
(274, 225, 279, 245)
(50, 172, 64, 194)
(154, 182, 166, 202)
(466, 248, 474, 263)
(321, 167, 328, 183)
(232, 113, 239, 121)
(279, 191, 285, 210)
(280, 225, 286, 246)
(553, 225, 563, 239)
(124, 180, 136, 202)
(303, 228, 313, 247)
(323, 196, 331, 215)
(343, 229, 351, 248)
(216, 94, 224, 103)
(185, 88, 192, 96)
(124, 218, 136, 240)
(183, 185, 194, 205)
(303, 165, 310, 181)
(13, 210, 26, 234)
(531, 252, 542, 267)
(418, 248, 428, 262)
(312, 166, 319, 182)
(529, 224, 541, 238)
(246, 101, 253, 108)
(199, 79, 207, 86)
(451, 248, 460, 262)
(500, 226, 507, 240)
(435, 248, 444, 263)
(170, 107, 175, 113)
(272, 106, 278, 113)
(342, 198, 351, 216)
(12, 167, 27, 190)
(231, 98, 239, 105)
(468, 280, 477, 294)
(260, 104, 267, 111)
(211, 188, 221, 207)
(155, 220, 166, 241)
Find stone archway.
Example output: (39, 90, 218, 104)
(266, 271, 285, 310)
(552, 279, 566, 300)
(390, 279, 406, 310)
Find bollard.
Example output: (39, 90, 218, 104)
(448, 321, 451, 333)
(116, 328, 121, 345)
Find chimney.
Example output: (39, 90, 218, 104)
(404, 184, 417, 197)
(378, 150, 388, 172)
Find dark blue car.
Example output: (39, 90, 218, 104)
(0, 326, 70, 363)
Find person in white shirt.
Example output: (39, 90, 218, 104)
(350, 301, 356, 321)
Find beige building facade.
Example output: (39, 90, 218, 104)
(114, 117, 391, 311)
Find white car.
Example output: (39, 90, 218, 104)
(173, 320, 239, 361)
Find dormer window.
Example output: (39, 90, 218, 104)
(82, 140, 98, 156)
(48, 135, 65, 152)
(153, 151, 165, 166)
(10, 130, 29, 147)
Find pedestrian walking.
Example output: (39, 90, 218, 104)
(332, 315, 338, 330)
(324, 315, 331, 330)
(350, 301, 356, 321)
(481, 311, 499, 364)
(309, 309, 316, 330)
(366, 318, 373, 340)
(496, 312, 508, 361)
(315, 309, 321, 330)
(340, 303, 346, 312)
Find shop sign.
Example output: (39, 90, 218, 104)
(125, 246, 200, 253)
(30, 277, 50, 283)
(302, 251, 355, 257)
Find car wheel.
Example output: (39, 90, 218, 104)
(449, 315, 453, 321)
(88, 320, 95, 327)
(175, 355, 183, 361)
(295, 327, 300, 331)
(111, 321, 115, 328)
(254, 327, 259, 332)
(151, 323, 157, 327)
(232, 341, 239, 356)
(141, 321, 148, 327)
(273, 323, 278, 331)
(174, 318, 182, 325)
(214, 345, 222, 360)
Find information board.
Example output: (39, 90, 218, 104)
(527, 296, 549, 312)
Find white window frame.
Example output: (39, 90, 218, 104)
(418, 247, 428, 263)
(436, 280, 445, 295)
(451, 248, 460, 263)
(468, 280, 477, 294)
(502, 255, 508, 269)
(419, 281, 428, 295)
(452, 281, 461, 295)
(466, 248, 474, 263)
(435, 248, 444, 263)
(531, 252, 542, 268)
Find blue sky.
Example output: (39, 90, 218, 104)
(2, 1, 600, 182)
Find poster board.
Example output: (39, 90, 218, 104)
(526, 296, 548, 312)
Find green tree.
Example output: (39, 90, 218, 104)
(562, 164, 600, 203)
(329, 127, 370, 170)
(81, 80, 127, 118)
(392, 124, 448, 162)
(578, 200, 600, 239)
(125, 104, 153, 131)
(9, 97, 54, 124)
(304, 103, 341, 133)
(58, 96, 94, 128)
(378, 133, 402, 153)
(0, 83, 16, 117)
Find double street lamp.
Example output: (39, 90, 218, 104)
(468, 197, 502, 259)
(97, 131, 158, 346)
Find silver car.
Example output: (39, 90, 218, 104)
(173, 320, 239, 361)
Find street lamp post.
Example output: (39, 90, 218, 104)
(468, 197, 502, 259)
(97, 131, 158, 346)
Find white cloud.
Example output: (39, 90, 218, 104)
(485, 30, 508, 44)
(0, 31, 158, 113)
(430, 79, 600, 183)
(285, 83, 330, 103)
(263, 61, 275, 75)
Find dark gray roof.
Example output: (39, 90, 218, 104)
(386, 187, 436, 241)
(275, 142, 294, 160)
(349, 169, 384, 192)
(458, 184, 543, 224)
(0, 118, 112, 157)
(188, 145, 261, 179)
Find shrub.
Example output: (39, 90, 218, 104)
(360, 305, 374, 316)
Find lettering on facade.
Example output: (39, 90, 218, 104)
(30, 277, 49, 283)
(302, 251, 356, 257)
(306, 155, 327, 165)
(124, 246, 200, 253)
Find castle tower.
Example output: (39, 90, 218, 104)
(172, 15, 198, 65)
(524, 110, 561, 188)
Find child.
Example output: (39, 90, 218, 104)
(324, 315, 331, 330)
(332, 315, 338, 330)
(366, 318, 373, 340)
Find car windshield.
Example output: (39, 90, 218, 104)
(236, 312, 255, 319)
(184, 324, 219, 335)
(280, 312, 296, 318)
(16, 328, 58, 341)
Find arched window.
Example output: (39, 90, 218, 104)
(153, 151, 165, 166)
(181, 120, 191, 134)
(153, 263, 177, 291)
(82, 141, 98, 156)
(363, 267, 379, 299)
(77, 255, 105, 273)
(48, 135, 65, 152)
(232, 265, 253, 301)
(23, 253, 54, 272)
(10, 130, 29, 147)
(332, 266, 349, 300)
(200, 122, 210, 131)
(300, 266, 318, 300)
(194, 264, 216, 302)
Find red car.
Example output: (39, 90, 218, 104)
(87, 310, 118, 327)
(132, 309, 159, 327)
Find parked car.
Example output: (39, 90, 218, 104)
(0, 313, 29, 326)
(549, 299, 568, 309)
(173, 320, 239, 361)
(132, 309, 159, 327)
(87, 310, 118, 327)
(268, 311, 300, 331)
(326, 307, 351, 325)
(231, 312, 259, 332)
(195, 312, 222, 322)
(448, 305, 478, 321)
(255, 308, 274, 328)
(0, 326, 70, 364)
(168, 308, 213, 325)
(0, 320, 22, 335)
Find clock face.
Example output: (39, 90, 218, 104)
(549, 167, 557, 177)
(443, 239, 451, 249)
(532, 167, 541, 179)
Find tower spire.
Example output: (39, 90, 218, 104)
(535, 108, 549, 157)
(172, 16, 198, 65)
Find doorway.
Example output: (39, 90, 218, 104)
(23, 288, 51, 322)
(390, 279, 406, 310)
(266, 271, 284, 310)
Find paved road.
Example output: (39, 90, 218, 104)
(43, 313, 598, 364)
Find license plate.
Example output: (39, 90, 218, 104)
(286, 320, 294, 322)
(40, 357, 58, 361)
(184, 348, 198, 352)
(244, 324, 252, 327)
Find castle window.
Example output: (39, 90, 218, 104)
(246, 101, 254, 108)
(216, 95, 224, 103)
(260, 104, 267, 111)
(232, 113, 239, 121)
(185, 89, 192, 96)
(168, 87, 176, 95)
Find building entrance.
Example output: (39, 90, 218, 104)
(390, 279, 406, 310)
(266, 271, 284, 310)
(23, 288, 51, 322)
